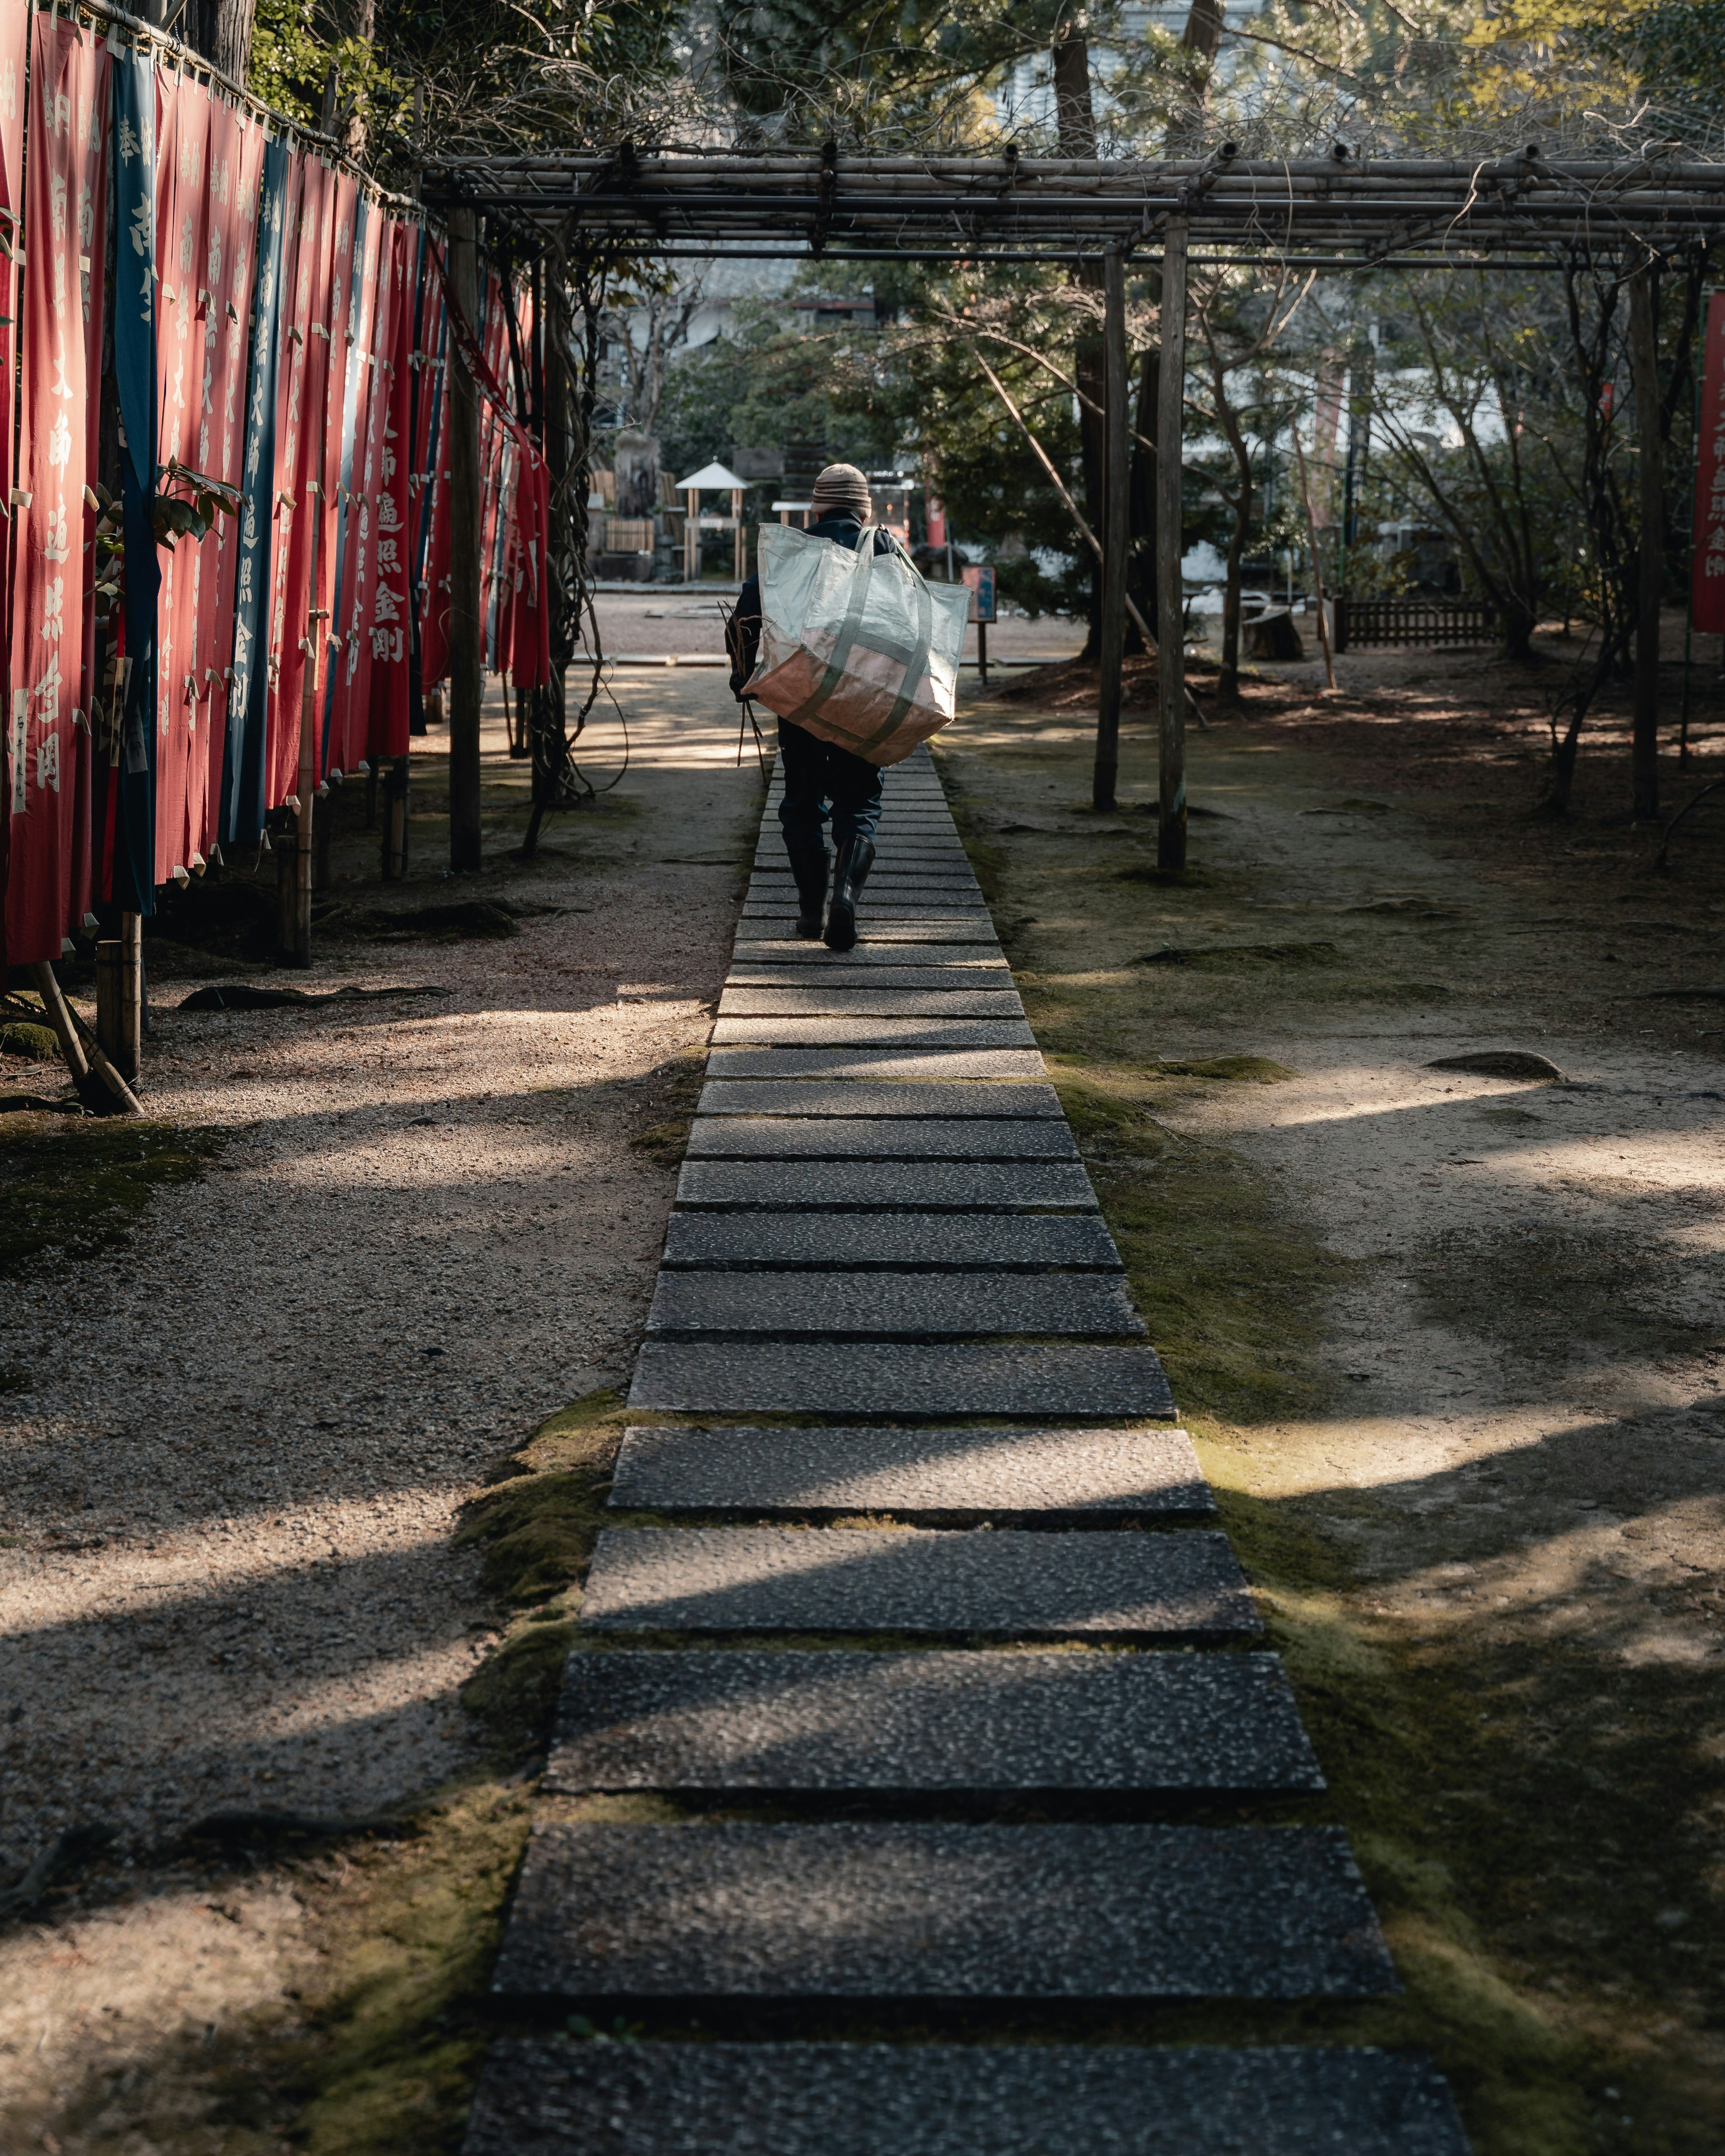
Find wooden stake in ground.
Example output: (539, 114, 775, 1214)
(1094, 247, 1130, 813)
(447, 204, 484, 875)
(1157, 217, 1190, 872)
(1630, 261, 1663, 820)
(96, 917, 143, 1081)
(31, 962, 140, 1114)
(1290, 419, 1337, 693)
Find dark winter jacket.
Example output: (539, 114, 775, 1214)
(725, 515, 903, 699)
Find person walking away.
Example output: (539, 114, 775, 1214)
(726, 464, 902, 951)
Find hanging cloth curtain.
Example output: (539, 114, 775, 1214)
(267, 153, 336, 804)
(110, 40, 158, 915)
(220, 129, 291, 848)
(364, 219, 415, 761)
(188, 98, 262, 864)
(5, 15, 111, 962)
(149, 66, 212, 883)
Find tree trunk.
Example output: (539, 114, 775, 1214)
(1127, 344, 1159, 649)
(1218, 477, 1250, 704)
(1630, 265, 1663, 820)
(193, 0, 258, 84)
(1053, 24, 1105, 660)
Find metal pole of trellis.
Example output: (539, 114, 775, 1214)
(1093, 245, 1130, 813)
(447, 203, 484, 873)
(1156, 218, 1190, 871)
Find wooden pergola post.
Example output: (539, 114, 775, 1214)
(1157, 217, 1190, 871)
(1093, 245, 1129, 812)
(447, 203, 484, 873)
(1631, 261, 1663, 821)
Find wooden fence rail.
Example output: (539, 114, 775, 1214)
(1333, 598, 1499, 652)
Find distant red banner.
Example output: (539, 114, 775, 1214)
(1692, 292, 1725, 634)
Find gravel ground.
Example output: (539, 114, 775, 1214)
(0, 689, 759, 1874)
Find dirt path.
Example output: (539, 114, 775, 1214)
(0, 682, 762, 2149)
(937, 685, 1725, 2156)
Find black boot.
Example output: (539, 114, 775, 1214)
(785, 839, 830, 939)
(824, 835, 875, 952)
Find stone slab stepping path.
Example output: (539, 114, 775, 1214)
(683, 1117, 1076, 1156)
(464, 2041, 1471, 2156)
(579, 1526, 1257, 1638)
(659, 1212, 1123, 1268)
(708, 1045, 1048, 1078)
(673, 1158, 1099, 1208)
(629, 1341, 1177, 1416)
(608, 1421, 1212, 1517)
(644, 1270, 1146, 1338)
(466, 746, 1470, 2156)
(493, 1821, 1397, 2000)
(549, 1650, 1315, 1794)
(697, 1078, 1062, 1115)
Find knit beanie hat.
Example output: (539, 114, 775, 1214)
(810, 462, 871, 521)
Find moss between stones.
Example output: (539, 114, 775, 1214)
(452, 1389, 632, 1758)
(0, 1117, 223, 1278)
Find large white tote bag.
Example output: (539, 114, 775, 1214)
(745, 524, 972, 766)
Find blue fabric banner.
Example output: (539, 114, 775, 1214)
(112, 46, 157, 914)
(220, 132, 291, 848)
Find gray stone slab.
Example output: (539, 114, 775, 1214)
(719, 990, 1023, 1019)
(752, 866, 978, 884)
(730, 943, 1008, 969)
(580, 1526, 1245, 1637)
(550, 1649, 1318, 1795)
(463, 2040, 1471, 2156)
(711, 1018, 1035, 1047)
(726, 967, 1012, 990)
(685, 1118, 1075, 1159)
(697, 1081, 1061, 1117)
(643, 1272, 1145, 1339)
(706, 1047, 1048, 1079)
(610, 1421, 1204, 1516)
(660, 1212, 1123, 1272)
(492, 1820, 1393, 2000)
(735, 921, 1000, 944)
(628, 1341, 1174, 1417)
(673, 1161, 1096, 1209)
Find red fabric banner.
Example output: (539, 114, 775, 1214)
(267, 154, 336, 805)
(366, 220, 415, 759)
(190, 102, 265, 862)
(416, 299, 451, 688)
(1692, 292, 1725, 635)
(0, 0, 33, 949)
(150, 70, 213, 881)
(326, 194, 385, 773)
(308, 170, 359, 782)
(262, 147, 307, 810)
(5, 18, 110, 963)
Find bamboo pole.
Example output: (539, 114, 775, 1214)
(447, 203, 484, 875)
(1094, 247, 1130, 812)
(31, 963, 141, 1113)
(1157, 218, 1189, 872)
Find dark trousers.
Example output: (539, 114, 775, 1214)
(776, 719, 884, 852)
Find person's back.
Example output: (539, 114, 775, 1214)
(725, 465, 899, 950)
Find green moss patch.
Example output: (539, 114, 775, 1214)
(1155, 1055, 1298, 1082)
(453, 1389, 632, 1754)
(0, 1118, 222, 1277)
(0, 1020, 61, 1061)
